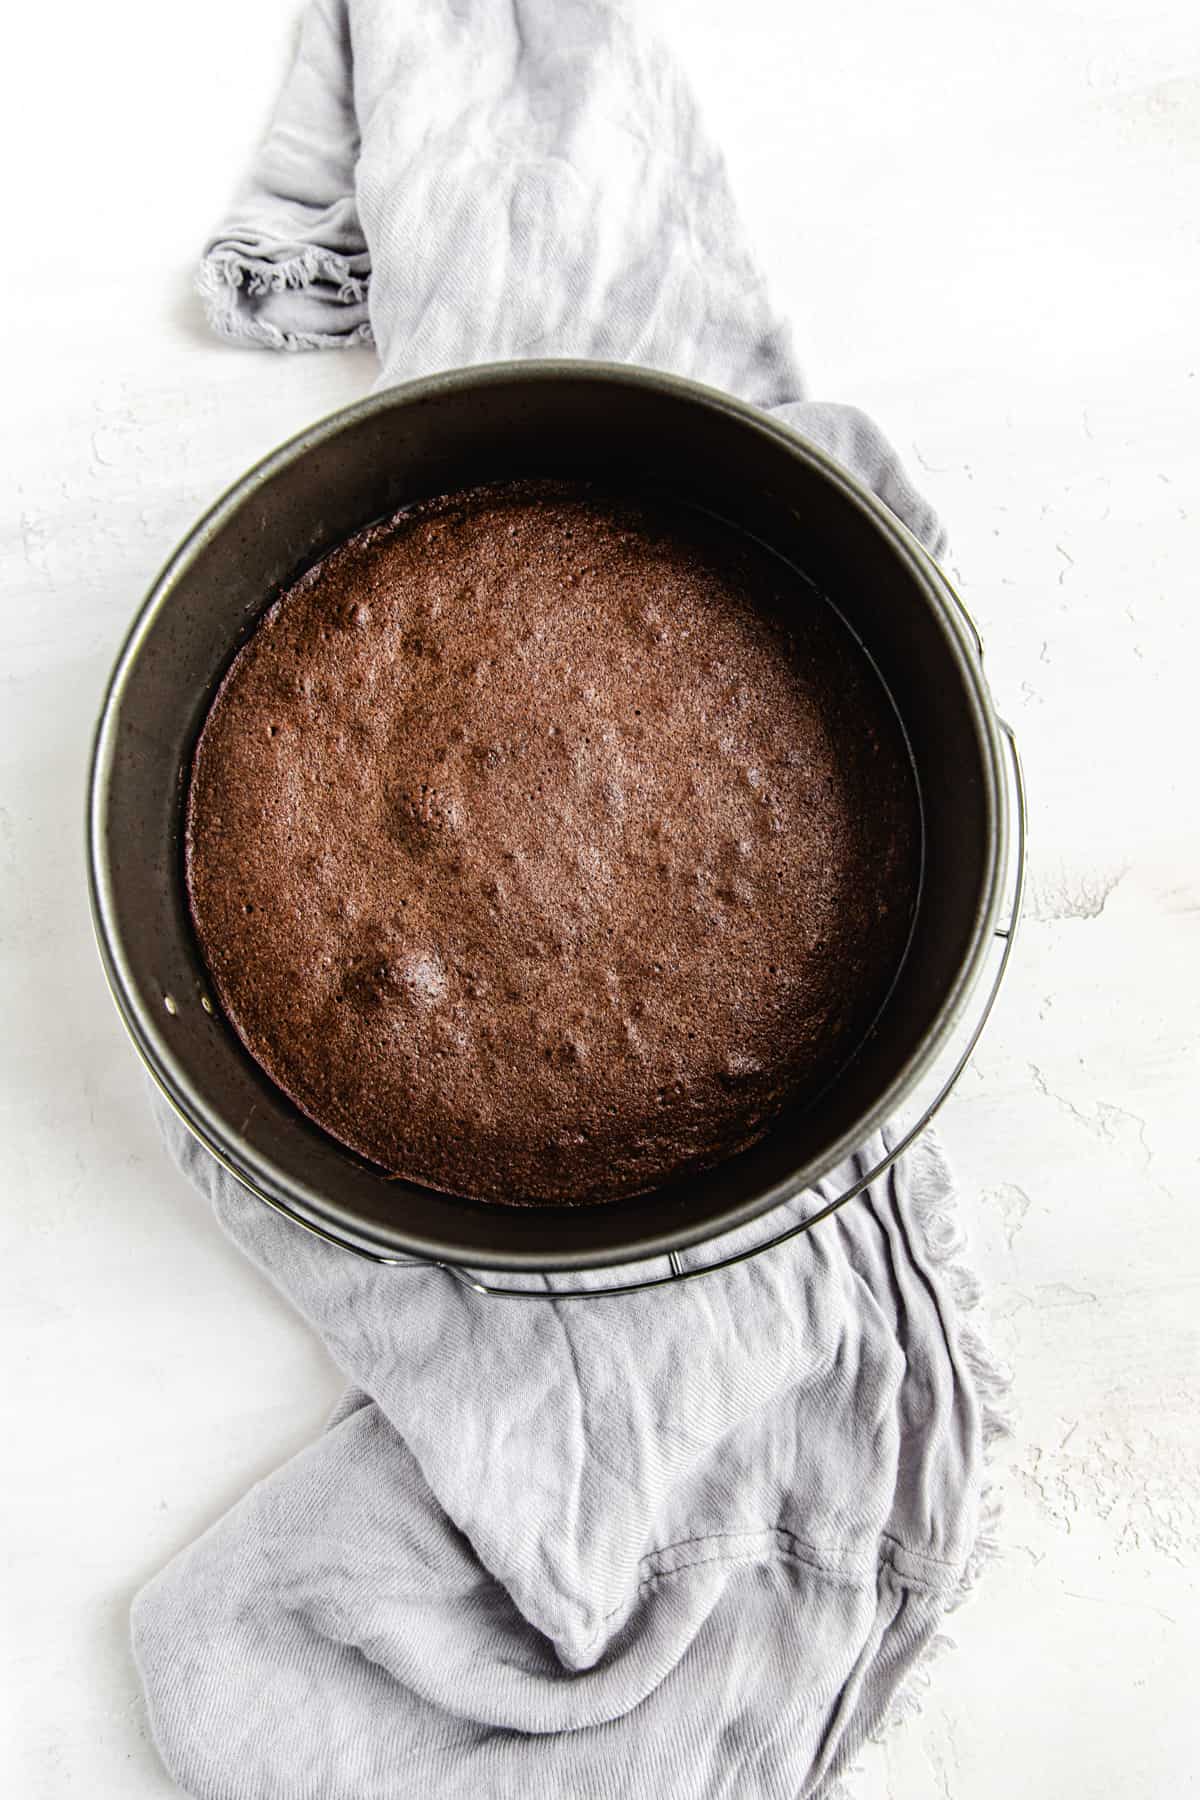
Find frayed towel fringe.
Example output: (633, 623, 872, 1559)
(826, 1135, 1013, 1798)
(196, 249, 373, 351)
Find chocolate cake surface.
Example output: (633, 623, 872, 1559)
(185, 481, 919, 1205)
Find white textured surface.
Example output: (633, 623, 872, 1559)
(1, 2, 1197, 1794)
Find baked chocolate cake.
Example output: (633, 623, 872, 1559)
(185, 482, 919, 1205)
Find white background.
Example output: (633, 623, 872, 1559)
(2, 1, 1197, 1794)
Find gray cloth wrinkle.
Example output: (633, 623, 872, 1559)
(136, 1106, 1004, 1797)
(138, 3, 1006, 1795)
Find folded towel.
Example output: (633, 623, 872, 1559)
(137, 4, 1002, 1794)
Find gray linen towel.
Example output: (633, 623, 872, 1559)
(137, 4, 1002, 1794)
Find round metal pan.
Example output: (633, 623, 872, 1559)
(88, 361, 1009, 1272)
